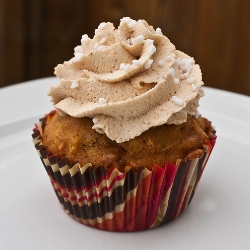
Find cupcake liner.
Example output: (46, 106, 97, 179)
(32, 112, 216, 231)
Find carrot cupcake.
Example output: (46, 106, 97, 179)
(32, 17, 216, 231)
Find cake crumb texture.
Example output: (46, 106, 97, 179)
(42, 113, 212, 172)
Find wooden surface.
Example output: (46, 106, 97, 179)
(1, 0, 250, 96)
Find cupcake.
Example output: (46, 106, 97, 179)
(32, 17, 216, 231)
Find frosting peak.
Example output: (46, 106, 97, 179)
(49, 17, 204, 143)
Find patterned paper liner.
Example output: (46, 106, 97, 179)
(32, 111, 216, 232)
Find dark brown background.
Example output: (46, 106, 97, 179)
(1, 0, 250, 96)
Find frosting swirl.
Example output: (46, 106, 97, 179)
(49, 17, 204, 143)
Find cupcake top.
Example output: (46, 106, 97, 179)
(49, 17, 204, 143)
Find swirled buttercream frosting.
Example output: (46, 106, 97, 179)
(49, 17, 204, 143)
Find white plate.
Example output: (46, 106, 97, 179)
(1, 77, 250, 250)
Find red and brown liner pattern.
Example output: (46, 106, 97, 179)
(32, 112, 216, 232)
